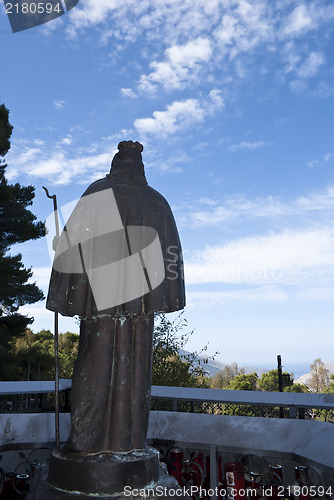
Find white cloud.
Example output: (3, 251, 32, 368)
(208, 89, 224, 110)
(289, 79, 307, 94)
(33, 139, 45, 146)
(148, 151, 191, 174)
(7, 126, 194, 184)
(135, 99, 204, 137)
(178, 186, 334, 228)
(185, 227, 334, 293)
(214, 1, 272, 59)
(121, 88, 137, 98)
(307, 153, 333, 169)
(282, 4, 314, 37)
(66, 0, 121, 32)
(282, 42, 301, 74)
(138, 38, 212, 93)
(296, 51, 325, 79)
(6, 132, 126, 185)
(53, 99, 68, 110)
(67, 0, 222, 42)
(178, 187, 334, 304)
(60, 135, 73, 145)
(187, 287, 288, 306)
(227, 140, 266, 152)
(60, 0, 334, 104)
(134, 90, 224, 137)
(307, 159, 319, 169)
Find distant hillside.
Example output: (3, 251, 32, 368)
(179, 350, 269, 378)
(178, 352, 334, 385)
(295, 362, 334, 387)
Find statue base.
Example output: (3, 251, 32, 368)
(47, 445, 160, 496)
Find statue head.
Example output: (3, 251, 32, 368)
(110, 141, 147, 184)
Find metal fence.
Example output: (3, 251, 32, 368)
(150, 385, 334, 422)
(1, 381, 334, 422)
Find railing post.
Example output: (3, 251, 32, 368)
(210, 444, 218, 496)
(298, 407, 305, 419)
(289, 406, 297, 419)
(172, 398, 178, 412)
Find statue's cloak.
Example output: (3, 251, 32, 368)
(46, 176, 185, 318)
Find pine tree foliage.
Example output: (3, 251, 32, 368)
(0, 103, 45, 359)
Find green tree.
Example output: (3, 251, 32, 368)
(230, 372, 258, 391)
(6, 329, 79, 381)
(284, 383, 308, 393)
(2, 312, 212, 384)
(14, 329, 54, 381)
(308, 358, 329, 393)
(211, 363, 245, 389)
(152, 313, 213, 388)
(0, 104, 45, 379)
(258, 369, 293, 392)
(324, 374, 334, 394)
(58, 331, 79, 378)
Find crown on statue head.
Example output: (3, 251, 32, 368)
(118, 140, 143, 152)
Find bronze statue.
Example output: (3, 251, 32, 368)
(46, 141, 185, 457)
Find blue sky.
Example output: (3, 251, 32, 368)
(1, 0, 334, 369)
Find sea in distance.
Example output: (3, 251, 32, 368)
(244, 361, 314, 380)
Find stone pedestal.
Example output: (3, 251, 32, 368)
(27, 452, 182, 500)
(47, 445, 160, 496)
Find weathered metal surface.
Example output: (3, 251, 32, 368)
(66, 315, 154, 452)
(27, 456, 180, 500)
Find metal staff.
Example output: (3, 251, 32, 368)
(43, 186, 60, 448)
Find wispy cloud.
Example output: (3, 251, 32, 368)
(180, 186, 334, 304)
(134, 90, 224, 137)
(183, 225, 334, 308)
(227, 140, 266, 152)
(177, 186, 334, 228)
(121, 88, 137, 98)
(296, 51, 325, 79)
(6, 126, 192, 184)
(53, 99, 68, 110)
(6, 132, 124, 185)
(187, 284, 334, 307)
(281, 4, 314, 37)
(63, 0, 334, 102)
(137, 38, 212, 94)
(146, 150, 191, 174)
(307, 153, 333, 169)
(185, 227, 334, 286)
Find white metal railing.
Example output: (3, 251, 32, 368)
(151, 385, 334, 418)
(0, 380, 71, 395)
(1, 381, 334, 418)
